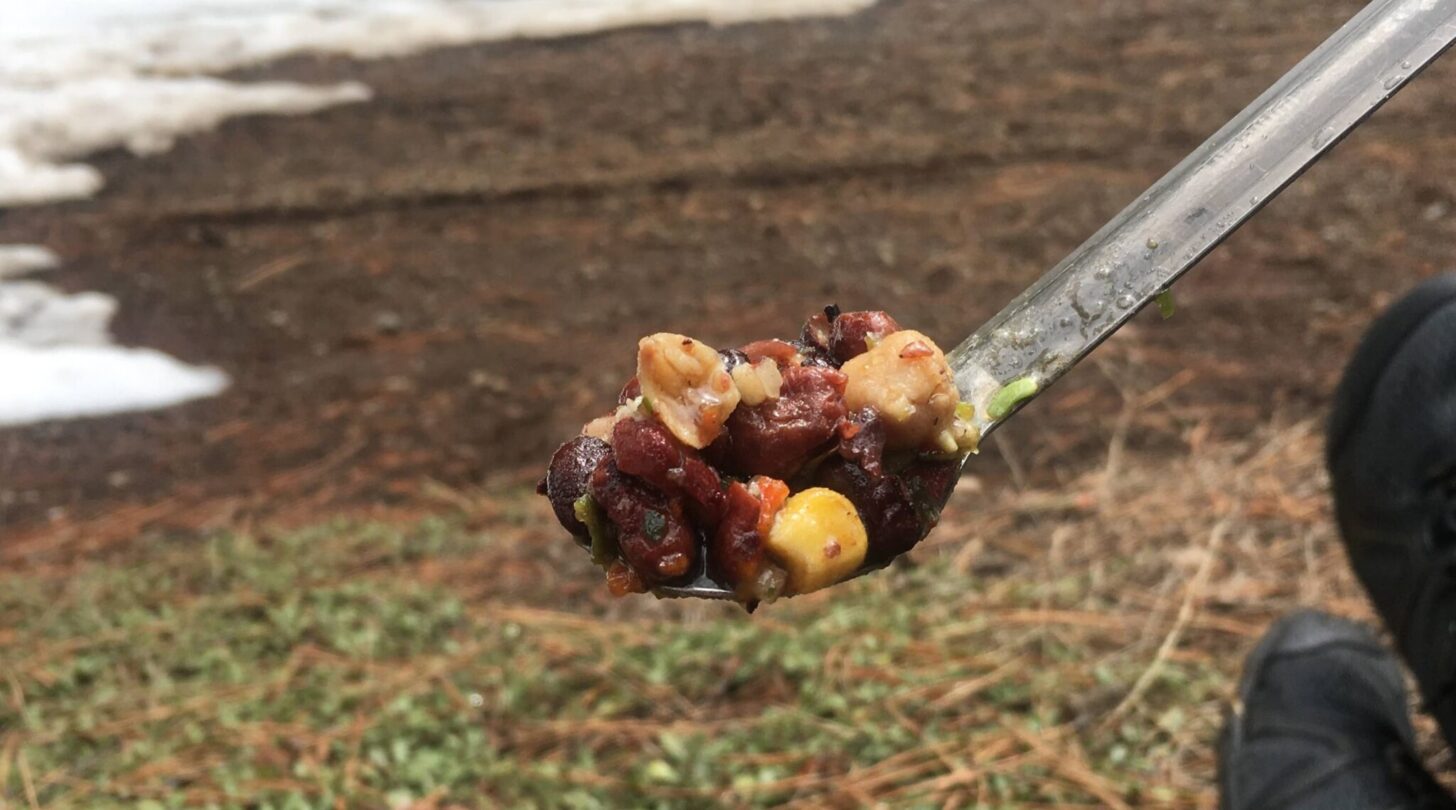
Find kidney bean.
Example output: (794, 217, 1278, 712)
(837, 407, 887, 478)
(901, 458, 960, 522)
(541, 436, 613, 537)
(619, 377, 642, 404)
(829, 310, 901, 363)
(718, 348, 751, 374)
(611, 418, 726, 525)
(815, 456, 960, 564)
(589, 457, 698, 584)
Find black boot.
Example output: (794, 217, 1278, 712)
(1219, 611, 1452, 810)
(1328, 274, 1456, 747)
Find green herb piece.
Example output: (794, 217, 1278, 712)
(642, 510, 667, 543)
(573, 495, 618, 566)
(987, 377, 1039, 421)
(1156, 290, 1177, 319)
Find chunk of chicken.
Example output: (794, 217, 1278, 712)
(841, 330, 960, 450)
(636, 333, 741, 449)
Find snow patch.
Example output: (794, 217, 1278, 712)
(0, 0, 876, 427)
(0, 79, 370, 206)
(0, 246, 60, 279)
(0, 0, 874, 205)
(0, 345, 229, 427)
(0, 280, 229, 426)
(2, 1, 878, 80)
(3, 281, 117, 348)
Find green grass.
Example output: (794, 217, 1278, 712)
(1, 512, 1236, 808)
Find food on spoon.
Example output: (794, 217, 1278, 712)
(842, 330, 961, 452)
(538, 307, 979, 607)
(636, 333, 740, 449)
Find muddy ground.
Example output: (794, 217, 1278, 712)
(2, 0, 1453, 561)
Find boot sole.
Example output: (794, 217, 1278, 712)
(1217, 611, 1390, 810)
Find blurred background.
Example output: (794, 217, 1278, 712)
(1, 0, 1453, 806)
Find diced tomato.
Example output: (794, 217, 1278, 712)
(606, 560, 647, 597)
(752, 476, 791, 538)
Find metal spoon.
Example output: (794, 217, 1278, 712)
(656, 0, 1456, 602)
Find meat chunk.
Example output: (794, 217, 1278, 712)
(722, 365, 849, 479)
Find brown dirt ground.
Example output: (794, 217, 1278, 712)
(2, 0, 1454, 563)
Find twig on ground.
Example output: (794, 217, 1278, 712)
(1102, 517, 1232, 728)
(1010, 726, 1131, 810)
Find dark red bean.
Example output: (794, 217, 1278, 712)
(902, 459, 960, 521)
(611, 418, 726, 526)
(790, 340, 839, 369)
(709, 481, 767, 600)
(800, 309, 834, 353)
(589, 457, 698, 584)
(619, 377, 642, 404)
(611, 418, 681, 491)
(542, 436, 613, 537)
(722, 365, 849, 479)
(718, 348, 751, 374)
(815, 456, 960, 564)
(829, 311, 901, 363)
(701, 429, 734, 472)
(837, 407, 887, 478)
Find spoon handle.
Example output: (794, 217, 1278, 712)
(949, 0, 1456, 437)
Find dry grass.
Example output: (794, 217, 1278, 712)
(0, 410, 1395, 808)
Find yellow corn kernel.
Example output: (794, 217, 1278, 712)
(764, 488, 868, 595)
